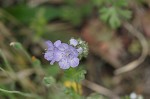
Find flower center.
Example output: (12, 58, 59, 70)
(66, 51, 70, 57)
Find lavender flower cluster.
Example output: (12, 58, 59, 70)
(44, 39, 84, 69)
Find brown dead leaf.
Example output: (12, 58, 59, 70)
(81, 18, 123, 68)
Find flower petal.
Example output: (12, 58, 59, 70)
(70, 38, 78, 46)
(54, 40, 61, 47)
(59, 59, 70, 69)
(50, 59, 55, 65)
(44, 51, 53, 61)
(77, 47, 83, 54)
(58, 43, 69, 51)
(69, 46, 78, 57)
(53, 49, 64, 61)
(45, 40, 54, 51)
(69, 58, 79, 68)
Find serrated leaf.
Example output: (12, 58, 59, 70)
(99, 8, 111, 22)
(64, 68, 86, 83)
(100, 7, 121, 28)
(99, 6, 131, 28)
(99, 0, 132, 29)
(109, 12, 121, 29)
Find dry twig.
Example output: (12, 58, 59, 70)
(114, 22, 149, 75)
(82, 79, 120, 99)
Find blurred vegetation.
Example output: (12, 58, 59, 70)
(0, 0, 150, 99)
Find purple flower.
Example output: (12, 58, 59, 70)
(44, 40, 79, 69)
(70, 38, 78, 46)
(44, 41, 54, 61)
(54, 40, 61, 47)
(77, 47, 83, 54)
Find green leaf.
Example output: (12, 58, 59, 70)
(99, 6, 131, 28)
(5, 5, 37, 24)
(63, 68, 86, 83)
(100, 7, 121, 28)
(5, 5, 60, 25)
(99, 7, 110, 22)
(109, 11, 121, 29)
(45, 65, 60, 77)
(99, 0, 132, 29)
(43, 76, 56, 87)
(64, 87, 84, 99)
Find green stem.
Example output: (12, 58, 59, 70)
(0, 66, 10, 77)
(0, 88, 38, 98)
(0, 65, 41, 99)
(0, 49, 14, 72)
